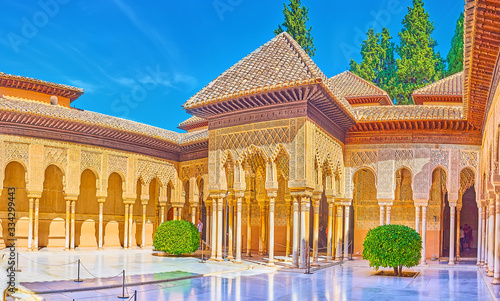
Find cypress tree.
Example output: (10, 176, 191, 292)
(395, 0, 443, 105)
(275, 0, 316, 56)
(447, 13, 464, 75)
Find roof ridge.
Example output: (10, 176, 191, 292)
(279, 32, 324, 80)
(413, 71, 463, 93)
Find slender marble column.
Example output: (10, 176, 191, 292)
(206, 205, 211, 246)
(246, 200, 252, 256)
(65, 200, 70, 250)
(488, 200, 495, 276)
(235, 197, 243, 263)
(493, 194, 500, 284)
(344, 205, 350, 260)
(456, 205, 462, 259)
(141, 204, 146, 248)
(211, 200, 217, 259)
(292, 196, 299, 268)
(312, 199, 320, 265)
(70, 200, 76, 250)
(28, 198, 33, 251)
(299, 198, 308, 269)
(415, 205, 420, 234)
(326, 202, 334, 262)
(124, 204, 129, 249)
(379, 205, 385, 226)
(217, 198, 223, 260)
(286, 202, 291, 257)
(386, 205, 391, 225)
(160, 205, 165, 223)
(98, 201, 104, 250)
(477, 205, 483, 265)
(421, 206, 427, 264)
(336, 205, 343, 260)
(34, 198, 39, 251)
(228, 201, 234, 259)
(485, 205, 489, 267)
(128, 204, 134, 248)
(268, 198, 275, 266)
(259, 205, 265, 255)
(448, 204, 456, 265)
(192, 206, 197, 224)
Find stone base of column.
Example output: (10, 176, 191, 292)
(98, 247, 103, 250)
(492, 278, 500, 284)
(487, 271, 494, 277)
(266, 261, 275, 267)
(227, 255, 234, 260)
(233, 260, 243, 264)
(448, 260, 454, 265)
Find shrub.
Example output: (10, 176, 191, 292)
(362, 224, 422, 276)
(153, 220, 200, 255)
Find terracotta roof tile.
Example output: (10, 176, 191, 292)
(353, 105, 464, 122)
(180, 129, 209, 144)
(0, 96, 182, 143)
(329, 71, 392, 105)
(0, 71, 84, 93)
(178, 116, 206, 127)
(412, 72, 463, 105)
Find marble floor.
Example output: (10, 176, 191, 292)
(11, 249, 495, 301)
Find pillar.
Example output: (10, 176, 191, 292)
(268, 197, 275, 266)
(485, 204, 489, 266)
(344, 205, 350, 260)
(210, 199, 217, 259)
(259, 204, 265, 255)
(335, 204, 343, 260)
(206, 204, 211, 246)
(192, 206, 197, 225)
(292, 196, 299, 268)
(141, 204, 146, 248)
(456, 204, 462, 259)
(488, 199, 495, 276)
(33, 198, 39, 251)
(28, 198, 34, 251)
(98, 200, 104, 250)
(326, 201, 334, 262)
(227, 200, 234, 260)
(235, 197, 243, 263)
(65, 200, 70, 250)
(128, 204, 134, 248)
(160, 205, 165, 223)
(124, 204, 129, 249)
(385, 205, 391, 225)
(448, 203, 456, 265)
(246, 199, 252, 256)
(217, 197, 223, 261)
(477, 205, 483, 265)
(379, 205, 385, 226)
(421, 205, 427, 264)
(70, 200, 76, 250)
(299, 197, 308, 268)
(312, 198, 320, 265)
(415, 205, 420, 234)
(286, 201, 291, 257)
(493, 193, 500, 284)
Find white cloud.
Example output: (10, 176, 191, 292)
(66, 78, 98, 93)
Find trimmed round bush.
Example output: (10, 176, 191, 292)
(362, 224, 422, 276)
(153, 220, 200, 255)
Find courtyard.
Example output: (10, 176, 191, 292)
(9, 249, 494, 300)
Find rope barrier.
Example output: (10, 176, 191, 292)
(18, 253, 79, 267)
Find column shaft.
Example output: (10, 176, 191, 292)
(141, 204, 146, 248)
(246, 201, 252, 256)
(386, 205, 391, 225)
(217, 198, 223, 260)
(70, 201, 75, 250)
(28, 198, 33, 251)
(34, 198, 39, 251)
(235, 198, 242, 263)
(268, 198, 275, 266)
(379, 205, 385, 226)
(124, 204, 129, 249)
(415, 205, 420, 234)
(228, 201, 234, 259)
(192, 206, 197, 224)
(344, 205, 350, 260)
(99, 202, 104, 250)
(129, 204, 134, 248)
(488, 201, 495, 276)
(421, 206, 427, 264)
(292, 197, 299, 268)
(312, 199, 320, 265)
(493, 195, 500, 283)
(477, 206, 483, 265)
(448, 205, 456, 265)
(211, 200, 217, 259)
(65, 200, 70, 250)
(335, 205, 343, 260)
(286, 202, 291, 257)
(327, 203, 333, 262)
(299, 198, 308, 269)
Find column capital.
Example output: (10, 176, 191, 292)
(377, 199, 394, 206)
(290, 189, 313, 198)
(123, 198, 135, 205)
(336, 198, 352, 206)
(266, 189, 278, 199)
(449, 202, 457, 208)
(27, 191, 42, 199)
(234, 190, 245, 198)
(413, 198, 429, 207)
(97, 197, 106, 203)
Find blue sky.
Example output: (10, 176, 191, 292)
(0, 0, 463, 132)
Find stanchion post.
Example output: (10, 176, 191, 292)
(134, 290, 137, 301)
(305, 244, 313, 275)
(200, 240, 205, 263)
(74, 259, 83, 282)
(118, 270, 129, 298)
(14, 252, 21, 272)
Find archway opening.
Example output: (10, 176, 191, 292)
(392, 167, 414, 226)
(76, 169, 98, 247)
(352, 168, 377, 256)
(104, 172, 124, 247)
(458, 167, 477, 259)
(39, 164, 65, 248)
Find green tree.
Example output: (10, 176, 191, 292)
(275, 0, 316, 56)
(395, 0, 444, 104)
(349, 28, 397, 103)
(363, 224, 422, 276)
(447, 13, 464, 75)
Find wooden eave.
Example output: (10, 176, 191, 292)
(0, 77, 84, 102)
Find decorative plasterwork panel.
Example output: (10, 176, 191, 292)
(44, 146, 67, 170)
(4, 141, 29, 168)
(108, 154, 127, 178)
(137, 159, 176, 187)
(430, 149, 449, 171)
(395, 149, 414, 170)
(460, 150, 478, 170)
(81, 150, 102, 174)
(314, 128, 343, 174)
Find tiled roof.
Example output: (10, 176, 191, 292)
(329, 71, 392, 105)
(183, 32, 352, 110)
(180, 129, 209, 144)
(0, 96, 183, 144)
(412, 72, 463, 104)
(353, 105, 464, 122)
(178, 116, 207, 130)
(0, 72, 84, 93)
